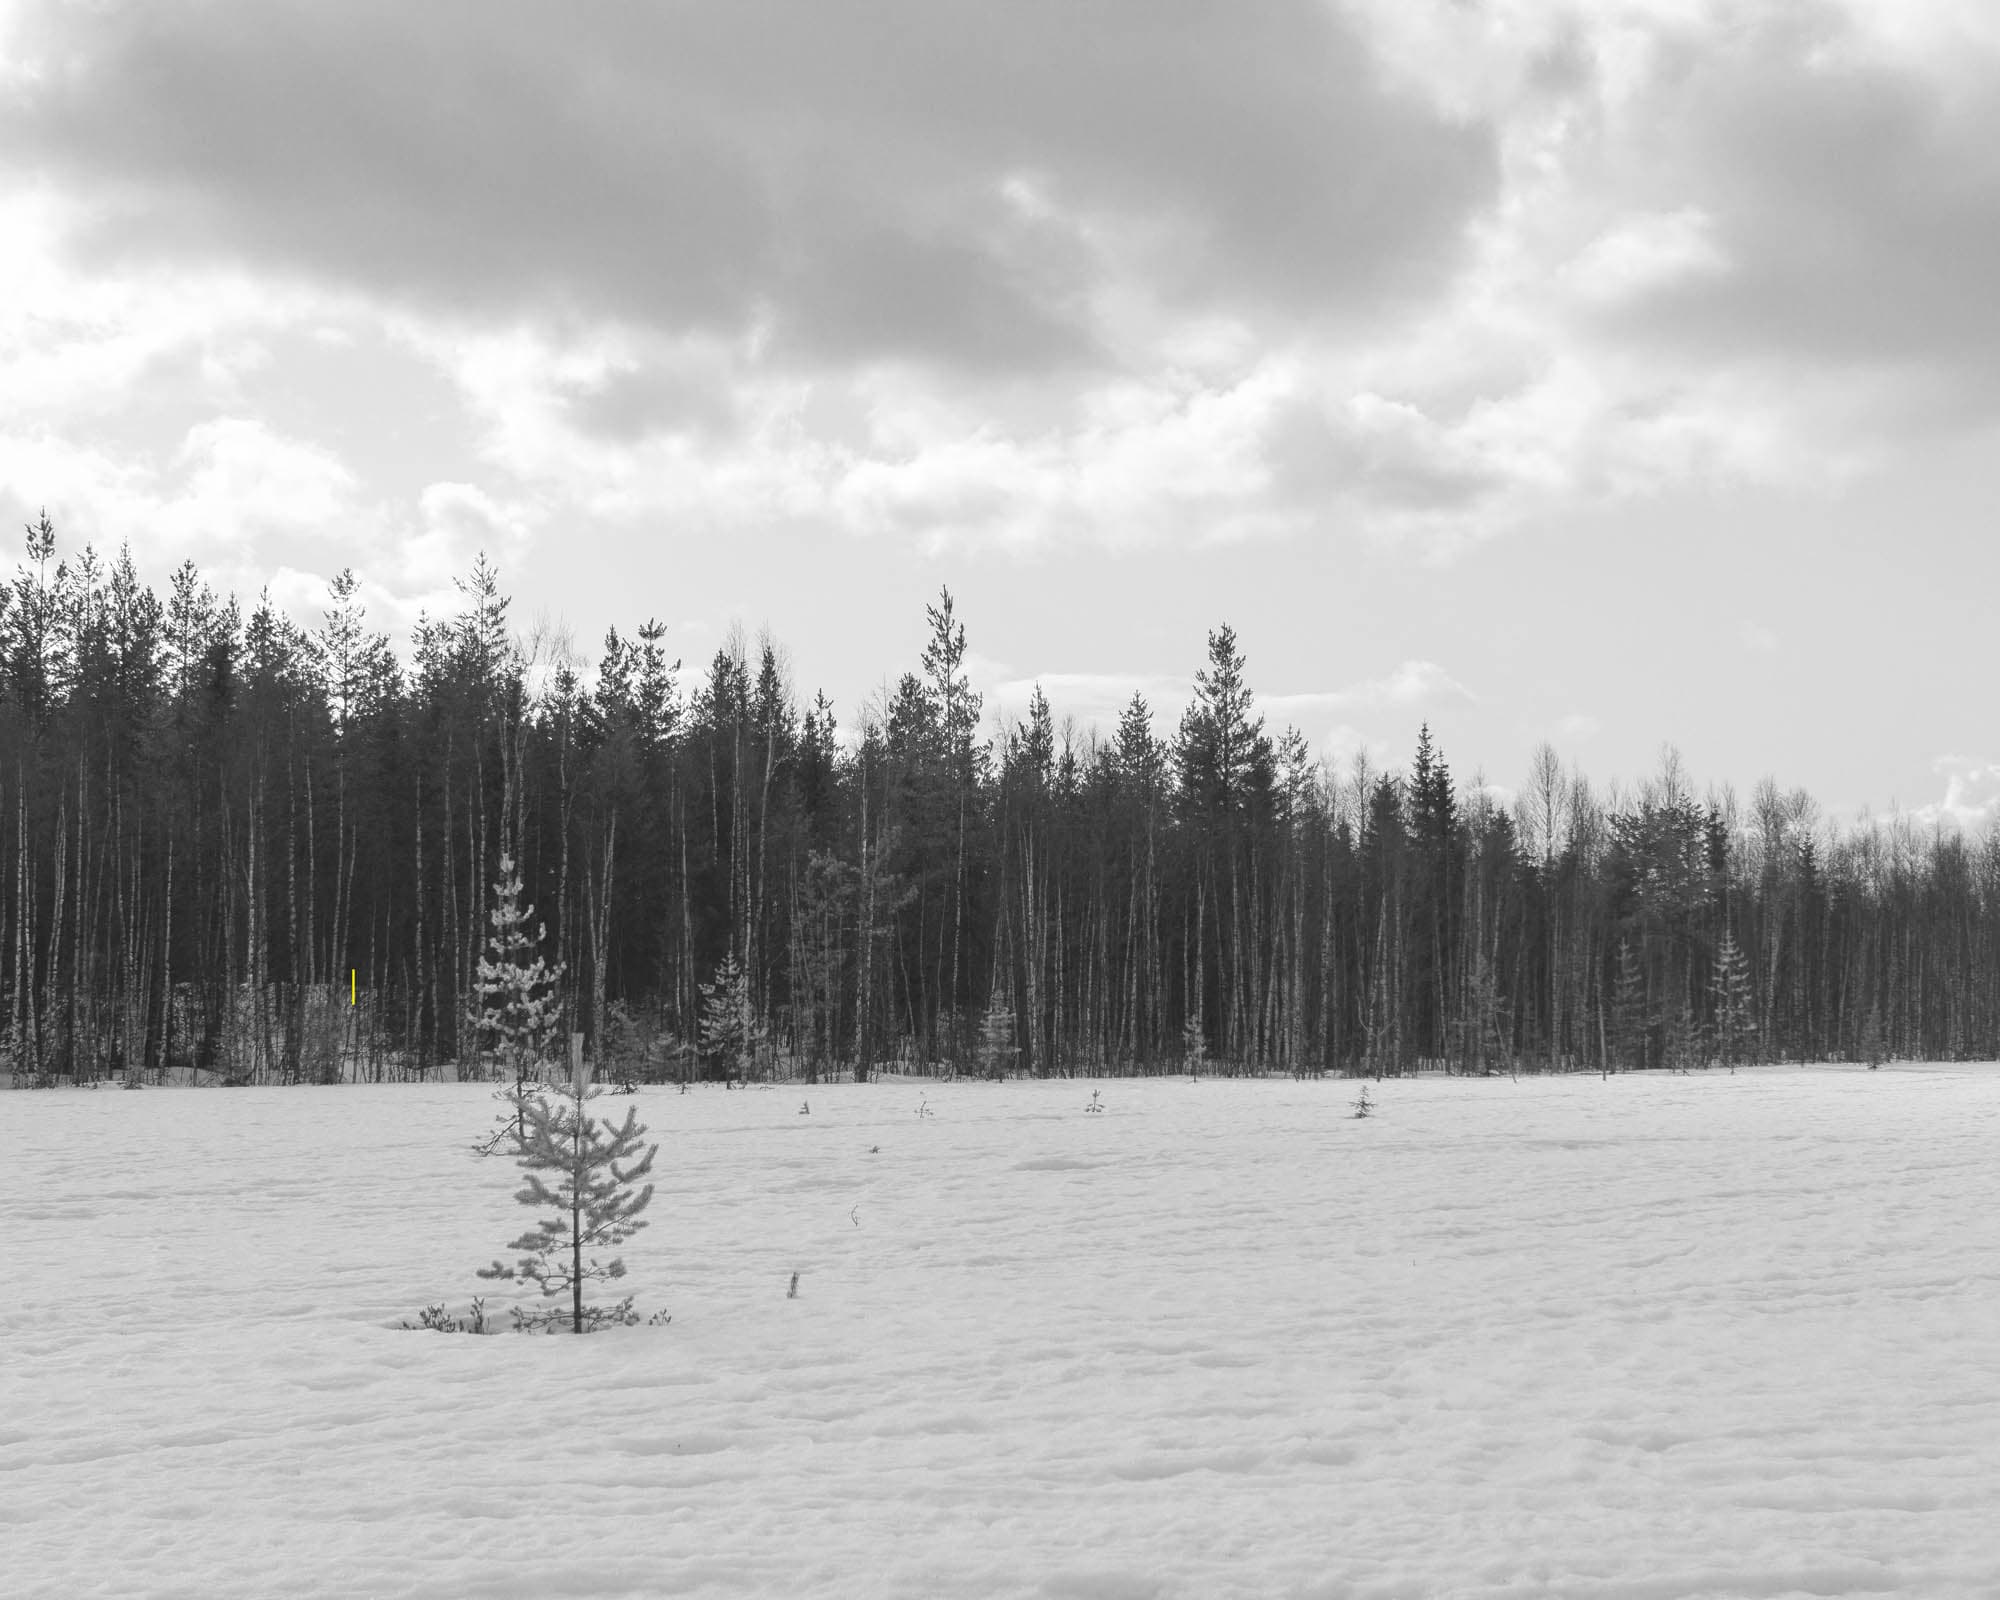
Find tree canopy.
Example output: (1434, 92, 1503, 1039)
(3, 523, 1995, 1087)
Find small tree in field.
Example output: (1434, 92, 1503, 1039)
(698, 950, 761, 1083)
(977, 991, 1015, 1080)
(1181, 1014, 1206, 1078)
(1710, 930, 1756, 1073)
(1860, 1002, 1887, 1068)
(475, 853, 564, 1121)
(1611, 938, 1646, 1072)
(478, 1062, 657, 1332)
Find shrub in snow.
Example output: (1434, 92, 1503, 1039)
(1085, 1088, 1103, 1113)
(402, 1298, 490, 1335)
(1351, 1083, 1373, 1119)
(478, 1061, 658, 1333)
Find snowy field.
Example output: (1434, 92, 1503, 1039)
(7, 1066, 2000, 1600)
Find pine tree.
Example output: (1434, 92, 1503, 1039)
(1611, 937, 1647, 1072)
(977, 989, 1015, 1080)
(1181, 1012, 1207, 1078)
(475, 854, 564, 1088)
(698, 950, 761, 1083)
(1458, 948, 1505, 1074)
(1711, 929, 1756, 1073)
(478, 1060, 657, 1333)
(1859, 1002, 1887, 1068)
(1662, 993, 1697, 1075)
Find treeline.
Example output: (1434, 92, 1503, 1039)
(3, 513, 1996, 1086)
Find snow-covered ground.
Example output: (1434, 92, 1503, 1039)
(6, 1065, 2000, 1600)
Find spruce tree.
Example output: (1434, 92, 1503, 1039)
(1181, 1013, 1207, 1078)
(1710, 929, 1756, 1072)
(1611, 938, 1647, 1072)
(977, 990, 1015, 1080)
(698, 950, 760, 1083)
(1662, 994, 1697, 1075)
(474, 853, 564, 1097)
(478, 1061, 657, 1333)
(1859, 1002, 1887, 1068)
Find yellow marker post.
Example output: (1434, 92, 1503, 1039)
(350, 969, 356, 1006)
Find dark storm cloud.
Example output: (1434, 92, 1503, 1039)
(1588, 5, 2000, 403)
(2, 0, 1497, 375)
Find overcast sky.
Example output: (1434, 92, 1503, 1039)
(1, 0, 1994, 823)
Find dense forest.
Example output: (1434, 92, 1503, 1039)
(3, 512, 1995, 1088)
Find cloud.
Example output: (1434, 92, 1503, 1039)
(0, 0, 1509, 557)
(1323, 723, 1398, 774)
(171, 418, 355, 541)
(1916, 756, 2000, 829)
(1739, 621, 1780, 655)
(1613, 10, 2000, 385)
(1557, 713, 1601, 740)
(0, 414, 359, 558)
(0, 0, 1493, 371)
(374, 479, 538, 601)
(5, 0, 1999, 568)
(1287, 0, 2000, 542)
(1327, 659, 1475, 711)
(985, 671, 1184, 730)
(1561, 207, 1729, 306)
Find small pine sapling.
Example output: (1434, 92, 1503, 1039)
(607, 1052, 639, 1095)
(478, 1061, 658, 1333)
(1610, 937, 1646, 1074)
(1181, 1014, 1207, 1079)
(1860, 1003, 1887, 1069)
(977, 992, 1016, 1080)
(599, 999, 646, 1092)
(1085, 1088, 1103, 1113)
(1351, 1083, 1373, 1119)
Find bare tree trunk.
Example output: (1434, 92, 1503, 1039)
(854, 771, 872, 1083)
(589, 813, 616, 1065)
